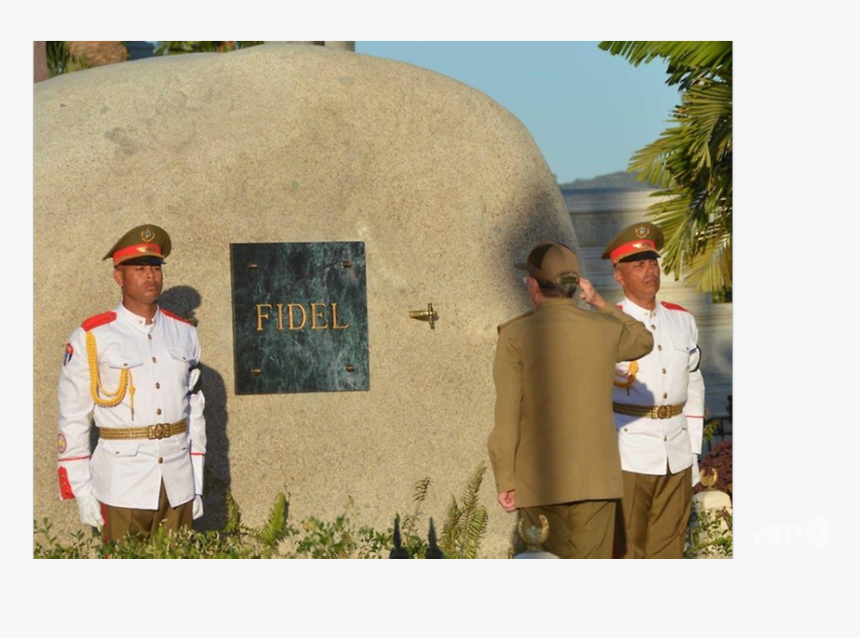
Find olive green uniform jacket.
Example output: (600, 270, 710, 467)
(488, 299, 653, 509)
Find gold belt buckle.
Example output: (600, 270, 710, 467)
(148, 423, 168, 440)
(655, 405, 669, 419)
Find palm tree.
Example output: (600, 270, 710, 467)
(599, 41, 732, 298)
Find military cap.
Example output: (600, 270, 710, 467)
(103, 225, 171, 266)
(601, 222, 664, 265)
(517, 242, 581, 285)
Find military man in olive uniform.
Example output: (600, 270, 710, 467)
(57, 225, 206, 542)
(601, 222, 705, 559)
(488, 242, 653, 558)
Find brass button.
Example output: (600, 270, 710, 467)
(663, 436, 667, 442)
(651, 324, 656, 330)
(156, 408, 162, 416)
(155, 383, 161, 389)
(657, 345, 662, 351)
(147, 334, 152, 341)
(152, 357, 157, 363)
(157, 457, 164, 464)
(663, 392, 668, 399)
(662, 368, 667, 374)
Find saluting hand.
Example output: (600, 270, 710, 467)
(497, 490, 516, 512)
(579, 278, 606, 309)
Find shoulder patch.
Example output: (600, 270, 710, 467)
(498, 310, 533, 334)
(661, 301, 691, 313)
(81, 311, 117, 332)
(160, 308, 194, 326)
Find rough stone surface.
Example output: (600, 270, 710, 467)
(34, 44, 579, 557)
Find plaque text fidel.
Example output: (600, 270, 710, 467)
(230, 242, 369, 394)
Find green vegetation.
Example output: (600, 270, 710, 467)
(34, 463, 489, 559)
(45, 42, 90, 77)
(599, 41, 732, 296)
(686, 508, 733, 559)
(439, 462, 488, 559)
(154, 42, 264, 56)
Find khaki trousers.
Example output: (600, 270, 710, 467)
(521, 499, 616, 559)
(101, 480, 193, 543)
(615, 467, 692, 559)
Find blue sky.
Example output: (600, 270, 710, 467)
(357, 42, 680, 183)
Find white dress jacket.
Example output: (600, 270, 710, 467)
(612, 298, 705, 476)
(57, 303, 206, 510)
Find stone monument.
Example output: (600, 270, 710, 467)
(34, 43, 578, 557)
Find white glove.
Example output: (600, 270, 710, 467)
(77, 491, 104, 528)
(691, 454, 701, 488)
(193, 495, 204, 520)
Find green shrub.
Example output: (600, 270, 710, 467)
(34, 464, 489, 559)
(685, 508, 733, 559)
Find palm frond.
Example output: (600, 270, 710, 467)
(607, 41, 732, 294)
(599, 41, 732, 84)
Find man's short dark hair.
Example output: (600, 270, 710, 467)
(536, 273, 579, 299)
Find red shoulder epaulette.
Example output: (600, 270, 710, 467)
(661, 301, 691, 313)
(81, 311, 117, 332)
(160, 308, 194, 326)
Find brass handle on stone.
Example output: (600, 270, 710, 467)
(409, 303, 437, 330)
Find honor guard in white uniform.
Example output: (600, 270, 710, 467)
(57, 225, 206, 542)
(601, 222, 705, 559)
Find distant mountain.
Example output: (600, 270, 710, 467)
(559, 171, 658, 191)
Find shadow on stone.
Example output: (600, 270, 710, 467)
(160, 286, 232, 531)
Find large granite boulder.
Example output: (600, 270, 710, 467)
(34, 43, 578, 557)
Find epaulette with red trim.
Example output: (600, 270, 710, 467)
(81, 311, 117, 332)
(160, 308, 194, 326)
(661, 301, 691, 313)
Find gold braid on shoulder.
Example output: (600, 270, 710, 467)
(85, 331, 135, 418)
(614, 361, 639, 393)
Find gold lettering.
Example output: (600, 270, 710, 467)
(331, 303, 350, 330)
(255, 304, 273, 332)
(310, 303, 329, 330)
(287, 303, 307, 330)
(276, 304, 285, 331)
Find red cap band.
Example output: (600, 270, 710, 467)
(112, 243, 163, 265)
(610, 239, 656, 264)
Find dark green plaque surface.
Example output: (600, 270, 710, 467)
(230, 242, 369, 394)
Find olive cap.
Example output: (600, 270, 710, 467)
(601, 222, 664, 265)
(517, 242, 581, 284)
(103, 225, 171, 266)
